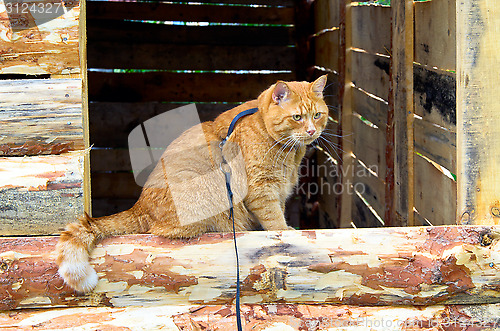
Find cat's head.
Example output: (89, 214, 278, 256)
(260, 75, 329, 146)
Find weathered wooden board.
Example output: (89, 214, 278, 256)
(351, 87, 388, 130)
(87, 20, 295, 46)
(0, 79, 83, 156)
(2, 304, 500, 330)
(89, 102, 234, 148)
(352, 115, 386, 179)
(389, 0, 414, 227)
(351, 50, 390, 102)
(0, 151, 84, 235)
(314, 30, 340, 73)
(88, 43, 296, 71)
(0, 0, 80, 75)
(2, 227, 499, 310)
(88, 72, 295, 103)
(414, 154, 457, 226)
(414, 64, 456, 132)
(352, 4, 391, 56)
(457, 0, 500, 226)
(86, 1, 294, 24)
(314, 0, 340, 32)
(352, 158, 385, 225)
(352, 193, 383, 228)
(414, 0, 456, 71)
(414, 117, 456, 174)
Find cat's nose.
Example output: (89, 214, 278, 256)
(307, 129, 316, 136)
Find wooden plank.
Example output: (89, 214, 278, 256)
(0, 79, 83, 156)
(338, 0, 354, 228)
(352, 4, 391, 56)
(351, 87, 388, 129)
(87, 20, 295, 46)
(88, 43, 296, 71)
(0, 0, 80, 75)
(0, 152, 84, 235)
(352, 193, 383, 228)
(314, 30, 340, 73)
(88, 72, 295, 103)
(414, 117, 456, 174)
(414, 154, 457, 226)
(352, 115, 386, 179)
(352, 159, 385, 224)
(389, 0, 414, 227)
(414, 0, 456, 71)
(457, 0, 500, 226)
(86, 2, 294, 24)
(2, 304, 500, 330)
(1, 226, 500, 309)
(314, 0, 340, 32)
(414, 64, 456, 132)
(89, 102, 234, 148)
(351, 50, 390, 101)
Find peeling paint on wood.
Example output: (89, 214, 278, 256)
(0, 227, 499, 310)
(0, 151, 84, 235)
(1, 303, 499, 330)
(0, 79, 83, 156)
(0, 0, 80, 75)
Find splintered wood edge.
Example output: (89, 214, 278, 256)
(0, 226, 499, 310)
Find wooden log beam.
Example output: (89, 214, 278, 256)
(1, 303, 500, 330)
(457, 0, 500, 226)
(0, 227, 499, 310)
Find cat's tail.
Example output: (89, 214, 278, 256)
(55, 208, 148, 292)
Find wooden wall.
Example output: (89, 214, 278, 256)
(313, 0, 457, 228)
(0, 0, 84, 235)
(86, 0, 300, 217)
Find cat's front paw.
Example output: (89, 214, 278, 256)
(58, 262, 98, 293)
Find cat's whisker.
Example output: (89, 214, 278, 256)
(273, 138, 295, 169)
(263, 136, 293, 160)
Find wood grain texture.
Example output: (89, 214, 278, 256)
(86, 1, 295, 24)
(390, 0, 414, 227)
(314, 0, 340, 32)
(2, 303, 500, 330)
(0, 79, 83, 156)
(456, 0, 500, 225)
(314, 30, 340, 73)
(352, 4, 391, 56)
(0, 0, 80, 75)
(88, 72, 294, 103)
(0, 151, 84, 235)
(351, 50, 390, 101)
(352, 115, 386, 179)
(88, 43, 296, 71)
(414, 0, 456, 71)
(414, 117, 456, 174)
(414, 154, 457, 226)
(351, 87, 388, 131)
(0, 227, 499, 310)
(414, 64, 456, 132)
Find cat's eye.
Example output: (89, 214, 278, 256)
(292, 114, 302, 121)
(314, 112, 322, 119)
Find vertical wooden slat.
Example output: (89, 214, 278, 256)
(389, 0, 414, 227)
(80, 0, 91, 216)
(457, 0, 500, 225)
(339, 0, 353, 228)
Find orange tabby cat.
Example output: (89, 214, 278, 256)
(56, 75, 329, 292)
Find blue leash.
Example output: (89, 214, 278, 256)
(219, 107, 258, 331)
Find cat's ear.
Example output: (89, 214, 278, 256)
(310, 74, 328, 99)
(272, 81, 290, 105)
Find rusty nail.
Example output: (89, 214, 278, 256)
(491, 207, 500, 218)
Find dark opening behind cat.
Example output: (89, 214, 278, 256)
(56, 75, 329, 292)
